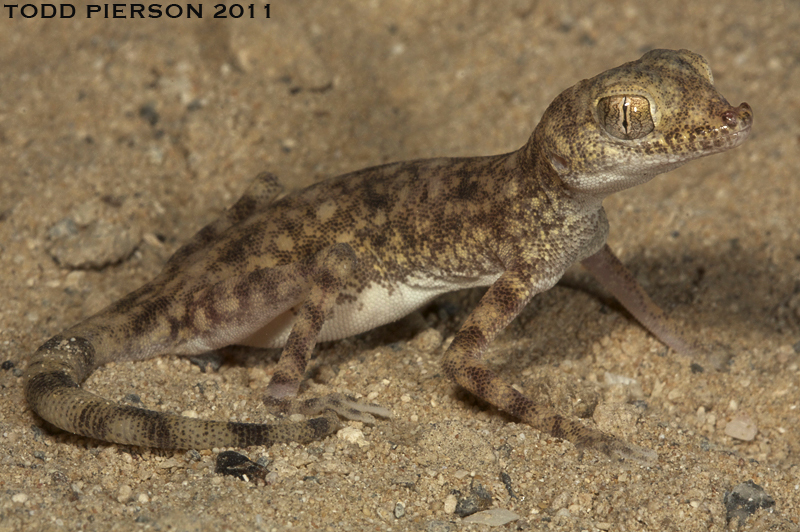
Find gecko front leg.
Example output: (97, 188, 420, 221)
(441, 267, 658, 463)
(582, 244, 730, 370)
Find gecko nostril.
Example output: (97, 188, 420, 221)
(739, 103, 753, 124)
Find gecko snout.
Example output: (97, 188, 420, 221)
(722, 102, 753, 130)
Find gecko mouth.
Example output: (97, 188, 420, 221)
(717, 123, 752, 148)
(687, 128, 751, 155)
(672, 103, 753, 154)
(722, 117, 752, 142)
(729, 124, 752, 141)
(662, 126, 750, 156)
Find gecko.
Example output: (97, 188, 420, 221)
(24, 49, 752, 461)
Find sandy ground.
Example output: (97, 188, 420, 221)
(1, 1, 799, 531)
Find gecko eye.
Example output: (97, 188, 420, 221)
(598, 95, 654, 140)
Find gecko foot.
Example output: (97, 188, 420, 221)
(600, 439, 658, 464)
(573, 429, 657, 464)
(690, 341, 734, 372)
(263, 393, 393, 424)
(539, 411, 658, 464)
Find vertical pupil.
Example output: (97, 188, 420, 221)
(621, 96, 629, 132)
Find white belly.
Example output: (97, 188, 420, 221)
(243, 271, 503, 348)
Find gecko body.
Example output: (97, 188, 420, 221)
(25, 50, 752, 459)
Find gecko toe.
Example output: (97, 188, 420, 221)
(262, 392, 392, 424)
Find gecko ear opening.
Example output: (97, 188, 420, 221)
(548, 152, 569, 174)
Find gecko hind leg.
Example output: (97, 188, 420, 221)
(263, 243, 392, 424)
(163, 172, 284, 275)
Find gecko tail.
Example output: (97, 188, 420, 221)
(24, 335, 340, 449)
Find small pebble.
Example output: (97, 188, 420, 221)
(117, 484, 132, 503)
(724, 413, 758, 441)
(724, 480, 775, 527)
(410, 328, 443, 352)
(462, 508, 520, 526)
(426, 520, 457, 532)
(443, 494, 457, 514)
(215, 451, 268, 482)
(337, 426, 369, 448)
(454, 482, 492, 517)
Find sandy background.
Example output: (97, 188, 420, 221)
(1, 1, 798, 531)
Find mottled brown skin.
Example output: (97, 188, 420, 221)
(24, 50, 752, 460)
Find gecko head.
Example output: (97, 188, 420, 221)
(534, 49, 753, 196)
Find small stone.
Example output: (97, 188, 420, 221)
(410, 328, 443, 353)
(724, 413, 758, 441)
(690, 362, 705, 374)
(337, 426, 369, 448)
(775, 344, 795, 364)
(603, 371, 637, 386)
(454, 482, 492, 517)
(47, 217, 142, 269)
(215, 451, 269, 482)
(462, 508, 520, 526)
(425, 520, 457, 532)
(443, 493, 458, 514)
(724, 480, 775, 527)
(50, 471, 70, 485)
(121, 394, 143, 406)
(394, 501, 405, 519)
(117, 484, 132, 503)
(667, 387, 683, 401)
(554, 508, 572, 518)
(184, 449, 202, 462)
(64, 270, 86, 288)
(157, 458, 182, 470)
(11, 493, 27, 503)
(376, 506, 392, 522)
